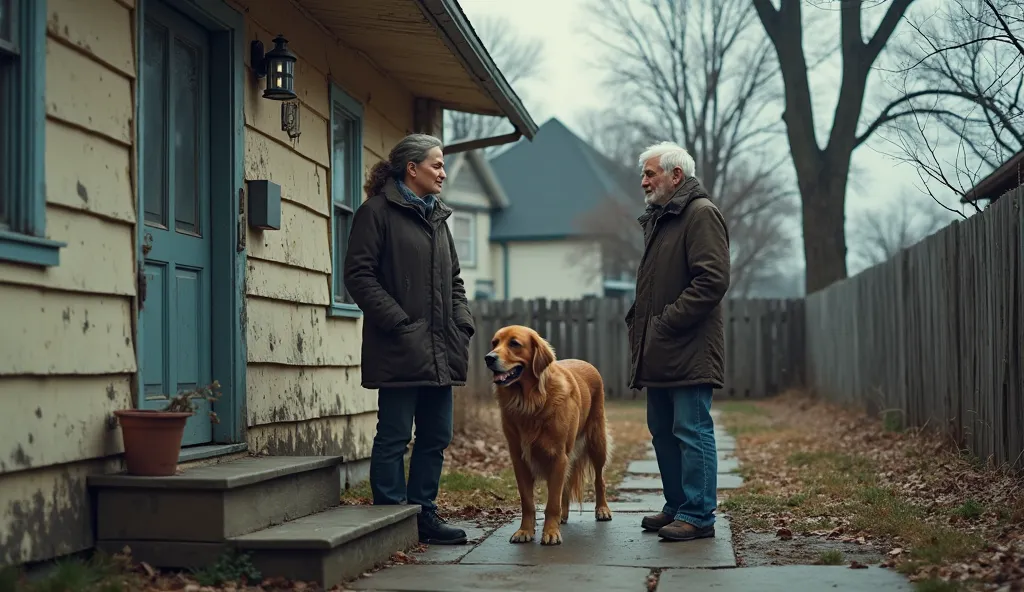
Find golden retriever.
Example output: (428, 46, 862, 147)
(484, 325, 613, 545)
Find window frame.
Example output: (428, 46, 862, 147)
(448, 210, 476, 268)
(0, 0, 63, 267)
(328, 83, 364, 318)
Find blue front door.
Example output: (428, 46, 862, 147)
(140, 0, 213, 446)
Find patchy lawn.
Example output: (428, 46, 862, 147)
(716, 392, 1024, 591)
(341, 397, 652, 520)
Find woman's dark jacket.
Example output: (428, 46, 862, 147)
(343, 177, 475, 389)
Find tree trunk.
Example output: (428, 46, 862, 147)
(800, 176, 849, 294)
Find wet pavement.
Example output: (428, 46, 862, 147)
(348, 409, 911, 591)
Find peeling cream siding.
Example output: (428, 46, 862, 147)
(502, 240, 604, 300)
(236, 0, 414, 465)
(0, 0, 136, 565)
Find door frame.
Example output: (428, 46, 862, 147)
(135, 0, 247, 445)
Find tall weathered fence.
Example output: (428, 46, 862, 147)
(453, 191, 1023, 468)
(805, 190, 1023, 468)
(455, 296, 805, 405)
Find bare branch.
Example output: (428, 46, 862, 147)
(580, 0, 797, 295)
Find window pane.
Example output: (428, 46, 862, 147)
(455, 238, 472, 262)
(173, 38, 200, 235)
(143, 20, 168, 226)
(333, 209, 352, 303)
(454, 216, 471, 238)
(0, 0, 10, 46)
(332, 109, 354, 207)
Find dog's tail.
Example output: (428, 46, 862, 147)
(566, 450, 593, 511)
(565, 430, 609, 510)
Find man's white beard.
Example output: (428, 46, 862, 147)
(644, 185, 671, 206)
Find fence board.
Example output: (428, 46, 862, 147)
(457, 296, 804, 407)
(805, 189, 1022, 469)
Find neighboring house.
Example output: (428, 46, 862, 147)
(962, 150, 1024, 205)
(443, 118, 642, 301)
(0, 0, 535, 575)
(442, 150, 510, 301)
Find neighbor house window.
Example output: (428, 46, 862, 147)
(0, 0, 62, 266)
(474, 279, 494, 300)
(448, 211, 475, 267)
(329, 83, 364, 317)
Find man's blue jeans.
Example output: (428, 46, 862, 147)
(369, 386, 454, 512)
(647, 385, 717, 528)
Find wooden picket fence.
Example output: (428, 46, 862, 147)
(453, 296, 806, 410)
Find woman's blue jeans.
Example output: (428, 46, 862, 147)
(369, 386, 454, 512)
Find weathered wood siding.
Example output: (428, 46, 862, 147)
(805, 190, 1023, 469)
(0, 0, 137, 565)
(234, 0, 415, 475)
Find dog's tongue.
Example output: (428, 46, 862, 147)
(493, 371, 510, 383)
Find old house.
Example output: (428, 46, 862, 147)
(0, 0, 536, 583)
(443, 118, 640, 301)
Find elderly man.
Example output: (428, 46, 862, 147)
(625, 141, 730, 542)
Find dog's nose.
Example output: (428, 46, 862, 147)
(484, 352, 498, 366)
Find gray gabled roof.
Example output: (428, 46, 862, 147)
(488, 118, 643, 241)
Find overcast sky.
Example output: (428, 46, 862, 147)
(458, 0, 979, 247)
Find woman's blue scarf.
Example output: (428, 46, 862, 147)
(397, 180, 436, 219)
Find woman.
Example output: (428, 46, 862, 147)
(343, 133, 474, 545)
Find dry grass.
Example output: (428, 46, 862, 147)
(716, 392, 1024, 591)
(341, 396, 652, 517)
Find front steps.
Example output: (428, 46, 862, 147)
(88, 455, 418, 588)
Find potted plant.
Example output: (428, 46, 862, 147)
(114, 381, 222, 476)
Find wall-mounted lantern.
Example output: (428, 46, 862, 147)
(251, 35, 297, 101)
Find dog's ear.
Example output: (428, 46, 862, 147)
(531, 333, 555, 378)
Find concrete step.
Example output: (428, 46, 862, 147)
(89, 455, 342, 546)
(231, 505, 420, 587)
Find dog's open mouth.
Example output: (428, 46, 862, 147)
(492, 365, 523, 386)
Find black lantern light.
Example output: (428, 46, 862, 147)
(251, 35, 297, 101)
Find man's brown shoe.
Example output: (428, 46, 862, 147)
(641, 512, 674, 532)
(658, 520, 715, 541)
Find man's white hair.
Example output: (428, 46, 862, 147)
(638, 141, 696, 178)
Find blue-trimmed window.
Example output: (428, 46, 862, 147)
(0, 0, 63, 266)
(328, 83, 364, 317)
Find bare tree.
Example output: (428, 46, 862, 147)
(847, 193, 958, 274)
(444, 16, 545, 153)
(876, 0, 1024, 206)
(752, 0, 930, 293)
(580, 0, 799, 296)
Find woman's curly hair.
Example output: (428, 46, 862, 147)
(363, 133, 444, 197)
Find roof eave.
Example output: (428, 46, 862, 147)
(467, 150, 511, 209)
(415, 0, 539, 141)
(961, 150, 1024, 203)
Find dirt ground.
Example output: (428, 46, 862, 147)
(715, 393, 1024, 590)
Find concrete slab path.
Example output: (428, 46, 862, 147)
(348, 410, 910, 591)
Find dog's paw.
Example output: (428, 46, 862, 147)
(540, 528, 563, 545)
(509, 529, 535, 543)
(595, 506, 613, 521)
(560, 515, 569, 524)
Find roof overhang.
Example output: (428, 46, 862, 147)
(295, 0, 538, 141)
(962, 151, 1024, 203)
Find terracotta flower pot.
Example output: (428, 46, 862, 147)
(114, 409, 192, 476)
